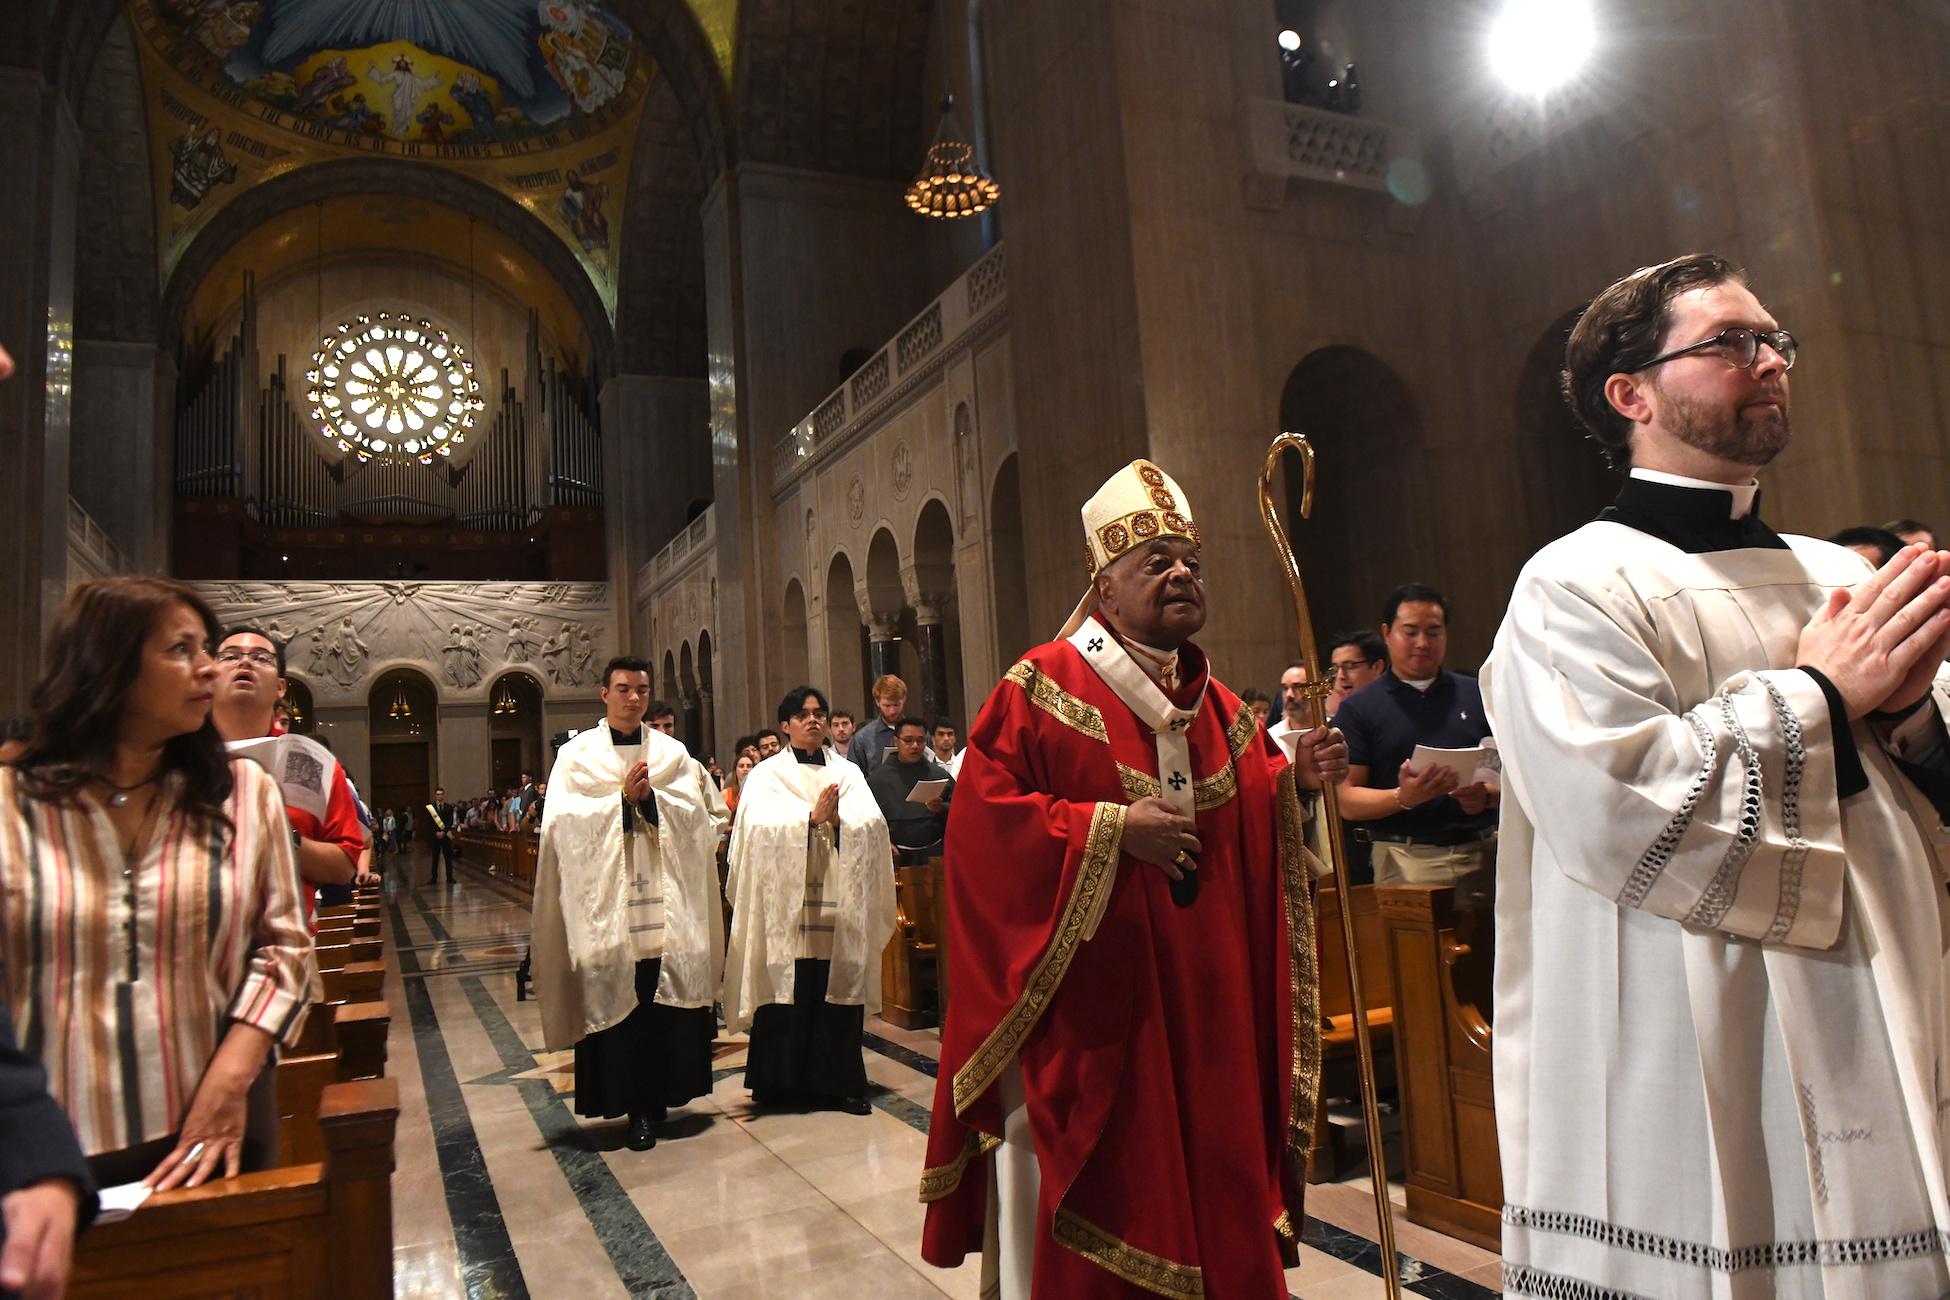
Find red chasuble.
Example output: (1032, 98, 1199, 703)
(919, 624, 1322, 1298)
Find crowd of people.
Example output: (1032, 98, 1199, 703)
(12, 253, 1950, 1299)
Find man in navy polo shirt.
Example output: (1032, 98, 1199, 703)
(1333, 584, 1497, 885)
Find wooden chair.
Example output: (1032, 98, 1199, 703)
(1308, 882, 1397, 1183)
(1378, 882, 1501, 1251)
(879, 858, 944, 1029)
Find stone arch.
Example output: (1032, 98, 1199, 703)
(696, 628, 717, 759)
(1278, 346, 1427, 644)
(367, 666, 440, 817)
(487, 670, 546, 792)
(282, 675, 316, 735)
(989, 452, 1031, 668)
(781, 576, 811, 690)
(1514, 308, 1622, 548)
(679, 639, 700, 752)
(825, 550, 867, 714)
(863, 525, 909, 693)
(158, 159, 616, 378)
(614, 73, 708, 378)
(662, 649, 681, 707)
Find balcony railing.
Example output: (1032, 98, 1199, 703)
(68, 498, 131, 577)
(637, 503, 716, 597)
(773, 243, 1008, 490)
(1239, 97, 1420, 209)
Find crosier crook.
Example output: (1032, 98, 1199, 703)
(1259, 432, 1404, 1300)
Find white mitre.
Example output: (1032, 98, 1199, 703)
(1057, 458, 1202, 639)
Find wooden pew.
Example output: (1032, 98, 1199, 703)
(1377, 881, 1501, 1251)
(453, 828, 539, 886)
(879, 858, 944, 1029)
(1309, 882, 1397, 1183)
(70, 1077, 399, 1300)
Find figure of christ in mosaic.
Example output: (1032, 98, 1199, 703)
(920, 459, 1349, 1299)
(529, 656, 726, 1152)
(724, 686, 896, 1116)
(1484, 255, 1950, 1298)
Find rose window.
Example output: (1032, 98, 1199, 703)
(305, 313, 484, 463)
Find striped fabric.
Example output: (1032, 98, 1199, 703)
(0, 759, 316, 1156)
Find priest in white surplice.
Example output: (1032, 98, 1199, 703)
(725, 685, 895, 1115)
(1484, 253, 1950, 1299)
(531, 657, 727, 1151)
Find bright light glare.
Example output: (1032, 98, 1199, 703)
(1277, 28, 1301, 51)
(1488, 0, 1594, 95)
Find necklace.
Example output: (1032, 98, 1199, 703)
(103, 775, 160, 807)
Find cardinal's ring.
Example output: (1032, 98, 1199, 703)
(1173, 850, 1195, 870)
(184, 1141, 206, 1166)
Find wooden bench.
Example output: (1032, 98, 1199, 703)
(453, 828, 539, 886)
(71, 1077, 399, 1299)
(879, 859, 944, 1029)
(1378, 881, 1500, 1251)
(1309, 882, 1397, 1183)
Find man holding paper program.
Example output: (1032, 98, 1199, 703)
(867, 716, 955, 861)
(1333, 583, 1499, 885)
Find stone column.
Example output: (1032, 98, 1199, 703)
(598, 374, 710, 638)
(863, 611, 902, 686)
(0, 70, 81, 712)
(697, 687, 716, 761)
(911, 593, 954, 726)
(70, 341, 169, 571)
(439, 702, 491, 801)
(680, 692, 701, 755)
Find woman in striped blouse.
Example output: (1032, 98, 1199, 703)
(0, 577, 314, 1190)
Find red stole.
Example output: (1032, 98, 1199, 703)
(919, 633, 1321, 1297)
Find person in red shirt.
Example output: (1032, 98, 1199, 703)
(210, 629, 365, 925)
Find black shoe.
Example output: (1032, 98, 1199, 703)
(834, 1096, 872, 1116)
(626, 1114, 659, 1150)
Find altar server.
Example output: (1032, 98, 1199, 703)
(725, 686, 895, 1115)
(1484, 253, 1950, 1298)
(531, 656, 726, 1151)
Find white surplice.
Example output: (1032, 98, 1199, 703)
(722, 749, 894, 1034)
(530, 722, 727, 1052)
(1482, 523, 1950, 1299)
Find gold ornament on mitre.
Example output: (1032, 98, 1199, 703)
(1057, 459, 1202, 639)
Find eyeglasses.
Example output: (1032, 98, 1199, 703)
(792, 709, 829, 723)
(215, 648, 279, 668)
(1327, 658, 1380, 678)
(1632, 327, 1797, 374)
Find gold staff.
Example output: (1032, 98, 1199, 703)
(1259, 431, 1402, 1300)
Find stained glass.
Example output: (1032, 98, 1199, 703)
(304, 313, 484, 463)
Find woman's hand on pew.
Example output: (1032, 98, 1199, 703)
(0, 1177, 79, 1300)
(144, 1023, 275, 1191)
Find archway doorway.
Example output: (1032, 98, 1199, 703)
(782, 579, 811, 692)
(1514, 309, 1623, 549)
(487, 671, 545, 796)
(283, 677, 317, 735)
(1279, 347, 1426, 646)
(912, 498, 964, 728)
(989, 454, 1030, 670)
(368, 668, 439, 825)
(826, 552, 867, 713)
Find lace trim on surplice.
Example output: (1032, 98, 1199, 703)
(1505, 1204, 1950, 1272)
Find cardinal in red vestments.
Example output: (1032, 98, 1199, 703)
(919, 459, 1345, 1299)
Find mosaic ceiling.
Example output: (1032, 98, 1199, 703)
(132, 0, 737, 316)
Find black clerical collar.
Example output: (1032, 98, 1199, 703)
(1598, 476, 1788, 554)
(792, 746, 825, 765)
(609, 725, 644, 745)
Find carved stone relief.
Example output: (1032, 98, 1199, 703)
(892, 439, 913, 499)
(847, 474, 866, 525)
(188, 581, 613, 702)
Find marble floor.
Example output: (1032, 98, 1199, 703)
(376, 858, 1503, 1299)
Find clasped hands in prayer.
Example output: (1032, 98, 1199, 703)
(1125, 725, 1349, 880)
(807, 783, 842, 828)
(1799, 542, 1950, 719)
(625, 759, 652, 803)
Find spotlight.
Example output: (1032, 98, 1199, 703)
(1278, 29, 1301, 52)
(1487, 0, 1594, 96)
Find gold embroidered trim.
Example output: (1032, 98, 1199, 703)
(1276, 764, 1323, 1189)
(1053, 1207, 1205, 1298)
(1192, 761, 1236, 811)
(1118, 763, 1161, 802)
(1226, 700, 1259, 760)
(953, 801, 1126, 1113)
(1005, 660, 1109, 743)
(917, 1127, 1001, 1202)
(1273, 1210, 1296, 1240)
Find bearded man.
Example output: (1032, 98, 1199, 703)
(920, 460, 1347, 1299)
(1484, 254, 1950, 1297)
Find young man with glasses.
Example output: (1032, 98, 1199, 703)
(1484, 253, 1950, 1298)
(530, 658, 727, 1151)
(724, 686, 894, 1116)
(210, 628, 365, 924)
